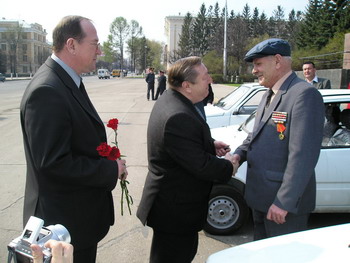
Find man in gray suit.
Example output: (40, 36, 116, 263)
(303, 61, 331, 89)
(137, 56, 238, 262)
(232, 39, 324, 240)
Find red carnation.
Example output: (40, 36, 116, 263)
(96, 142, 112, 157)
(107, 146, 121, 160)
(107, 118, 119, 130)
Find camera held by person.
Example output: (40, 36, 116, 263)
(7, 216, 71, 263)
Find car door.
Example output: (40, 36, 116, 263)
(315, 102, 350, 212)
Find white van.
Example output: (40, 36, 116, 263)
(97, 69, 110, 79)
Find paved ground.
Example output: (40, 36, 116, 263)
(0, 77, 249, 263)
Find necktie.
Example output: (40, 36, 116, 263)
(265, 89, 274, 108)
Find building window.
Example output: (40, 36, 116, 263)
(23, 66, 28, 73)
(23, 44, 27, 52)
(23, 55, 27, 62)
(1, 44, 6, 51)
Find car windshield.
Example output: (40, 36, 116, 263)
(215, 86, 250, 110)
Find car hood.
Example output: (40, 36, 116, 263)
(205, 105, 226, 117)
(210, 124, 246, 150)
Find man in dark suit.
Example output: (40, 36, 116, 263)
(154, 70, 166, 100)
(20, 16, 128, 263)
(137, 56, 238, 263)
(232, 39, 324, 240)
(146, 67, 155, 100)
(303, 61, 331, 89)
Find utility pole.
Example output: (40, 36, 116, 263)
(223, 0, 227, 82)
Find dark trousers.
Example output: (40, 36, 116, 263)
(154, 87, 165, 100)
(150, 230, 198, 263)
(147, 83, 155, 100)
(252, 209, 309, 241)
(73, 244, 97, 263)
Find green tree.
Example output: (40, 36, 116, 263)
(176, 12, 193, 59)
(127, 20, 143, 72)
(286, 9, 303, 49)
(251, 8, 260, 38)
(273, 5, 286, 38)
(109, 17, 130, 70)
(191, 3, 211, 56)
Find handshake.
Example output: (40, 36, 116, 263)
(214, 141, 240, 175)
(225, 152, 240, 175)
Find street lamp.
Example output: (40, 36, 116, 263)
(144, 45, 147, 74)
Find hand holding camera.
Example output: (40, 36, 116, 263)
(31, 240, 73, 263)
(7, 216, 71, 263)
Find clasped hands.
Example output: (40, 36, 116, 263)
(214, 141, 239, 175)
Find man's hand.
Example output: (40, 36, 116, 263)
(214, 140, 231, 156)
(224, 153, 240, 175)
(267, 204, 288, 224)
(117, 158, 128, 180)
(31, 240, 73, 263)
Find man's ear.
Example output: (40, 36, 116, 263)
(275, 54, 283, 69)
(66, 38, 76, 55)
(181, 80, 192, 94)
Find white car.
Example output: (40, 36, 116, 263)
(204, 89, 350, 235)
(205, 83, 267, 128)
(97, 69, 111, 79)
(206, 223, 350, 263)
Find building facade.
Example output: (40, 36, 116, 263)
(0, 19, 51, 75)
(164, 16, 185, 68)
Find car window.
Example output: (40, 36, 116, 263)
(243, 90, 265, 106)
(239, 111, 256, 134)
(215, 86, 249, 110)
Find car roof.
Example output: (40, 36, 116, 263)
(319, 89, 350, 103)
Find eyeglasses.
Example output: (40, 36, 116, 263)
(89, 42, 101, 50)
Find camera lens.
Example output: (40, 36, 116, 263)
(46, 224, 71, 243)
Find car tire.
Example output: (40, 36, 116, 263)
(204, 184, 249, 235)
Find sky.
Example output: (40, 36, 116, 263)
(2, 0, 309, 44)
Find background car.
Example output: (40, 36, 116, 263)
(97, 69, 111, 79)
(204, 89, 350, 235)
(205, 83, 267, 128)
(0, 73, 5, 82)
(206, 223, 350, 263)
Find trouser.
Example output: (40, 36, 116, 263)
(252, 209, 310, 241)
(73, 244, 97, 263)
(147, 83, 154, 100)
(150, 230, 198, 263)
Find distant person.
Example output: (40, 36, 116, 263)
(232, 39, 324, 241)
(154, 70, 167, 100)
(146, 67, 155, 100)
(137, 56, 238, 263)
(20, 16, 128, 263)
(302, 61, 331, 89)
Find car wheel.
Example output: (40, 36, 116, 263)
(204, 184, 249, 235)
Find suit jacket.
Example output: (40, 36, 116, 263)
(234, 72, 324, 215)
(20, 57, 118, 249)
(136, 89, 233, 234)
(313, 77, 331, 89)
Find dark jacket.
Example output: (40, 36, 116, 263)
(137, 88, 233, 234)
(20, 57, 118, 249)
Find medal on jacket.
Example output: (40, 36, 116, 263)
(272, 111, 287, 140)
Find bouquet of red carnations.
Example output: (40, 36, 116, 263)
(96, 118, 133, 215)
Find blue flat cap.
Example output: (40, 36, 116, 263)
(244, 38, 291, 62)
